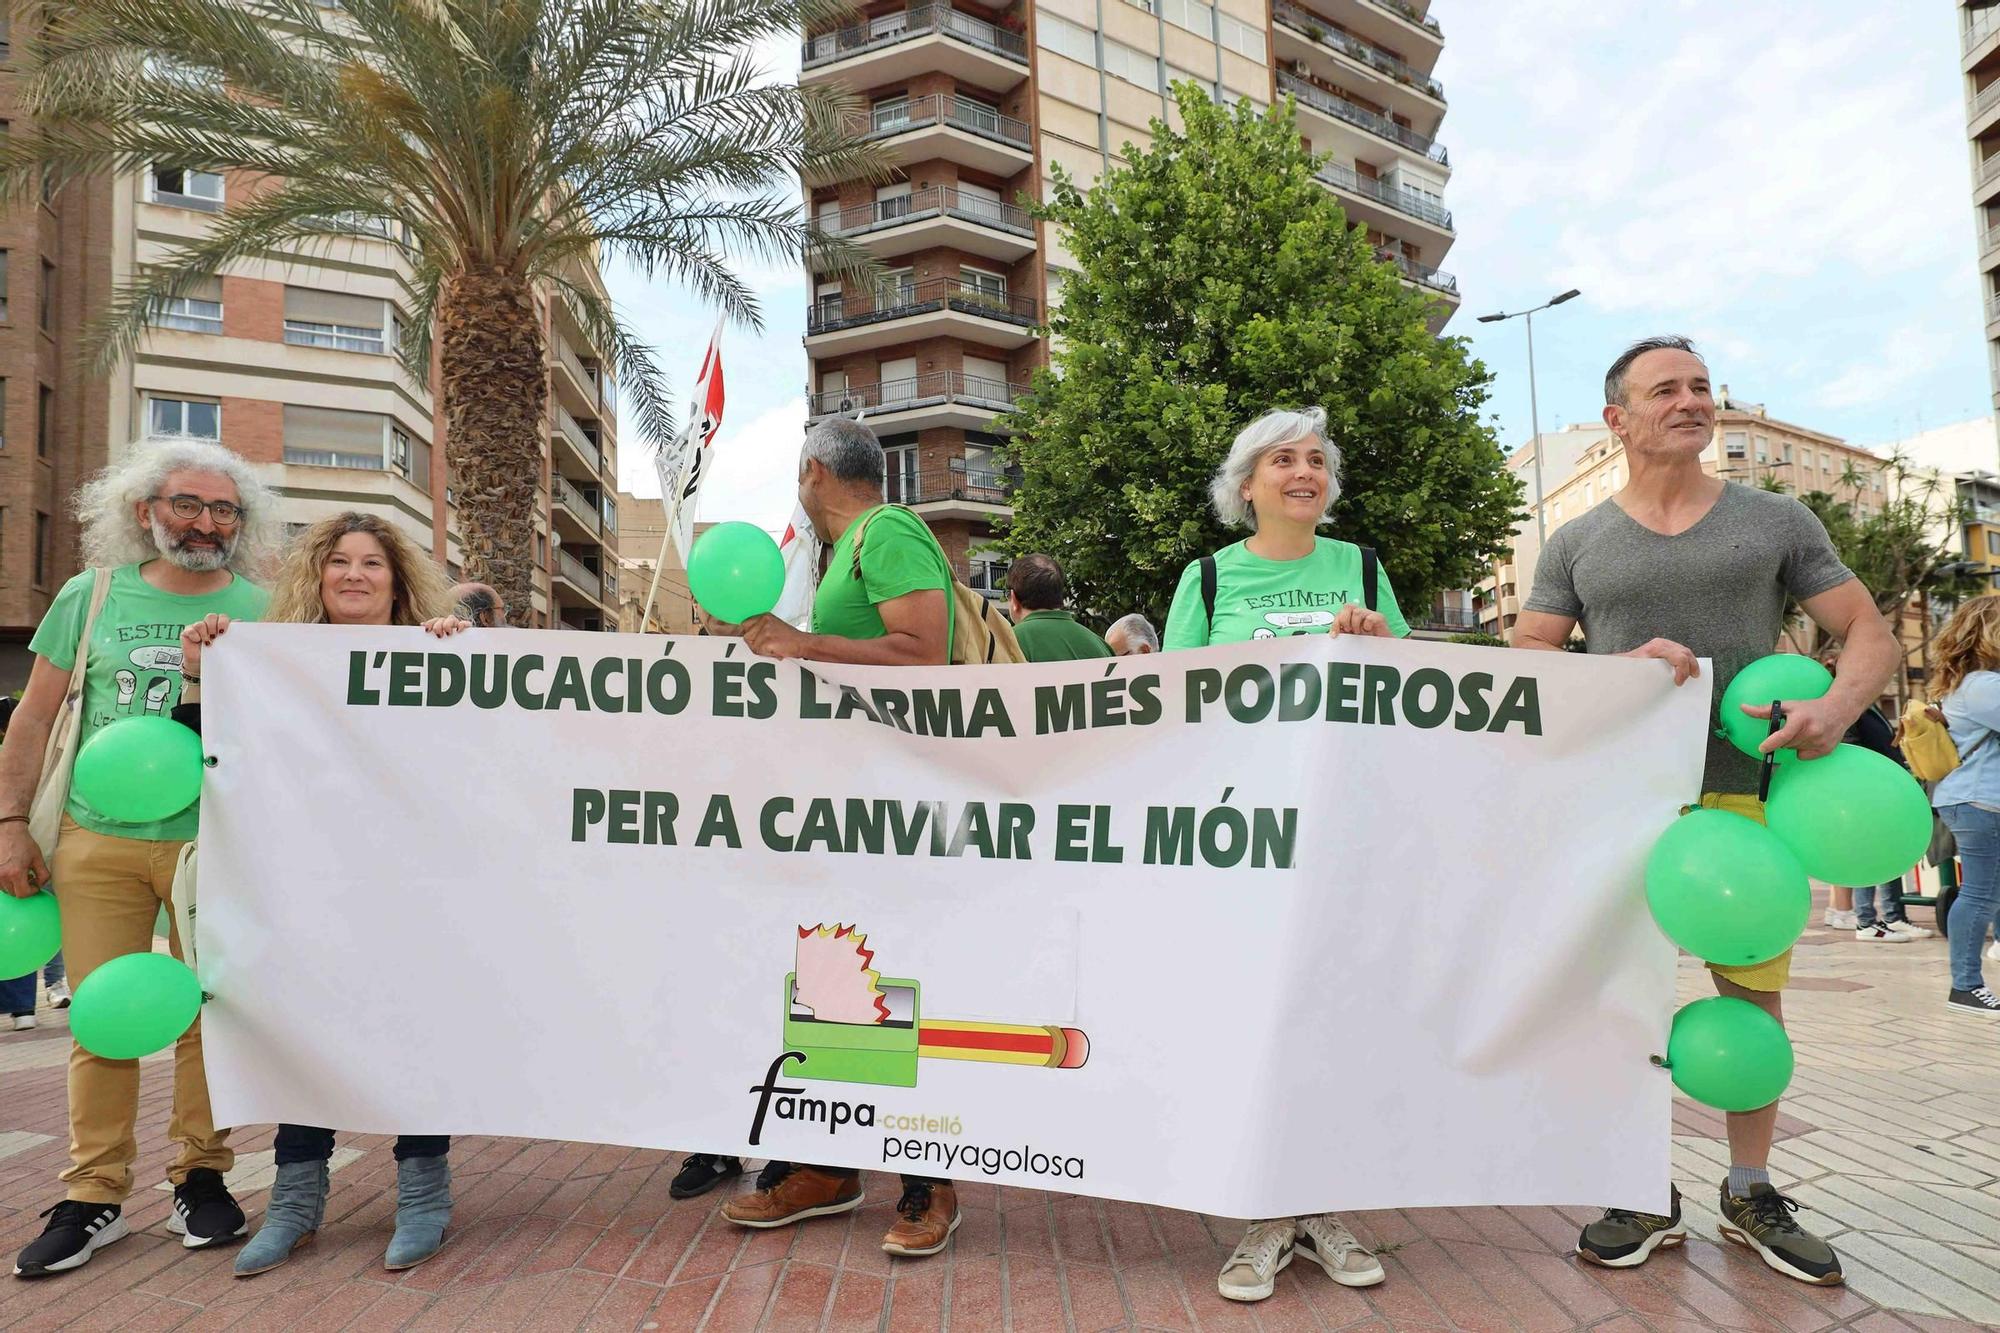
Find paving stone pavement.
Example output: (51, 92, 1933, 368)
(1, 890, 1995, 1331)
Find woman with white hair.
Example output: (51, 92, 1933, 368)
(1163, 407, 1401, 1302)
(1, 436, 276, 1278)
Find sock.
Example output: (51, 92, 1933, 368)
(1727, 1166, 1770, 1197)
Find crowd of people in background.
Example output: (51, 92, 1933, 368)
(2, 336, 1997, 1305)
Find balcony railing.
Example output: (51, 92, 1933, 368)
(810, 370, 1024, 418)
(1410, 605, 1480, 632)
(1967, 6, 2000, 54)
(821, 185, 1035, 239)
(554, 336, 600, 398)
(1987, 291, 2000, 324)
(554, 474, 602, 534)
(1271, 2, 1444, 100)
(1278, 73, 1448, 166)
(1314, 160, 1452, 229)
(1361, 0, 1441, 38)
(804, 4, 1028, 69)
(1977, 79, 2000, 122)
(808, 276, 1039, 335)
(1383, 251, 1458, 294)
(859, 94, 1032, 152)
(557, 550, 603, 601)
(554, 403, 604, 470)
(1985, 222, 2000, 255)
(884, 462, 1017, 508)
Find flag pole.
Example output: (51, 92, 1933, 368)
(641, 444, 691, 632)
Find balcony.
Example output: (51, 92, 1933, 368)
(1967, 6, 2000, 57)
(810, 369, 1024, 432)
(886, 460, 1016, 520)
(553, 403, 604, 479)
(821, 185, 1036, 262)
(803, 5, 1029, 94)
(851, 94, 1035, 175)
(1988, 292, 2000, 327)
(1314, 159, 1452, 233)
(1361, 0, 1440, 39)
(1984, 221, 2000, 260)
(1976, 78, 2000, 125)
(1279, 73, 1449, 168)
(1407, 605, 1480, 635)
(806, 276, 1040, 353)
(1272, 2, 1444, 104)
(552, 335, 603, 417)
(1383, 251, 1458, 296)
(555, 550, 604, 604)
(553, 473, 602, 538)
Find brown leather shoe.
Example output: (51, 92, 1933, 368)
(720, 1165, 862, 1229)
(881, 1180, 960, 1257)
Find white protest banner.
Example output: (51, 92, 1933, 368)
(197, 628, 1709, 1218)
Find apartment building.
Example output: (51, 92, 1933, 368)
(0, 13, 622, 687)
(1964, 0, 2000, 408)
(798, 0, 1455, 596)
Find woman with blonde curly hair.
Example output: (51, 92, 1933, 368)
(175, 512, 471, 1274)
(1928, 593, 2000, 1016)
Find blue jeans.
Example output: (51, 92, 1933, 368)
(273, 1124, 449, 1166)
(1854, 878, 1906, 928)
(1, 972, 34, 1016)
(44, 950, 64, 987)
(1938, 804, 2000, 992)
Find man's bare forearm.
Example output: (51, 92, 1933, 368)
(0, 712, 54, 818)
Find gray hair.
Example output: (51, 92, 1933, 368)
(1107, 613, 1159, 651)
(1208, 407, 1342, 531)
(74, 435, 279, 574)
(802, 416, 884, 485)
(1604, 335, 1700, 406)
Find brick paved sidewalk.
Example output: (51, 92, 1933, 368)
(2, 893, 1995, 1331)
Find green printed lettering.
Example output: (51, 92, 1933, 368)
(1055, 804, 1091, 864)
(761, 797, 796, 852)
(511, 655, 547, 711)
(1035, 683, 1085, 734)
(346, 650, 379, 705)
(607, 789, 641, 844)
(1251, 807, 1296, 868)
(1325, 661, 1360, 723)
(1454, 672, 1495, 732)
(1360, 664, 1399, 725)
(1490, 676, 1543, 735)
(571, 788, 606, 841)
(696, 795, 741, 848)
(546, 656, 590, 711)
(1401, 668, 1453, 729)
(1144, 806, 1195, 865)
(387, 652, 422, 707)
(426, 653, 466, 706)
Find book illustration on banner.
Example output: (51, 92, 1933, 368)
(784, 923, 1089, 1089)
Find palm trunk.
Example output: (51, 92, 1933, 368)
(437, 267, 545, 626)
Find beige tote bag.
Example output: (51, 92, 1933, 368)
(27, 569, 114, 859)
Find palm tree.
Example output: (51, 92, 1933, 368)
(5, 0, 878, 621)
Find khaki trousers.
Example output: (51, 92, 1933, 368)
(51, 816, 231, 1203)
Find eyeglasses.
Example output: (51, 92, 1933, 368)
(151, 494, 243, 526)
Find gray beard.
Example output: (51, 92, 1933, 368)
(152, 517, 233, 572)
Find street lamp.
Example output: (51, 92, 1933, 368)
(1478, 288, 1581, 548)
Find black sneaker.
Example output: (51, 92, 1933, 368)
(166, 1168, 246, 1249)
(13, 1201, 128, 1277)
(1717, 1183, 1842, 1285)
(1575, 1186, 1686, 1268)
(1947, 986, 2000, 1016)
(669, 1154, 744, 1200)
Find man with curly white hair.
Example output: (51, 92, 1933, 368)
(0, 435, 275, 1279)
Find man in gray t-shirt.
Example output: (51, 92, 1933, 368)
(1513, 336, 1897, 1292)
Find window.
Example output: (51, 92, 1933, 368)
(149, 166, 224, 209)
(1103, 39, 1157, 89)
(967, 548, 1006, 596)
(1780, 441, 1793, 464)
(880, 356, 917, 404)
(1989, 531, 2000, 558)
(0, 249, 8, 322)
(38, 383, 51, 455)
(34, 511, 49, 587)
(1159, 0, 1214, 38)
(1036, 12, 1096, 65)
(283, 404, 385, 468)
(39, 260, 52, 332)
(870, 96, 911, 133)
(149, 396, 220, 439)
(1165, 66, 1219, 101)
(150, 290, 223, 334)
(883, 439, 919, 504)
(1218, 14, 1265, 61)
(1583, 480, 1594, 506)
(960, 266, 1007, 300)
(284, 287, 391, 353)
(876, 182, 912, 221)
(874, 267, 914, 309)
(1723, 430, 1747, 459)
(1754, 434, 1768, 464)
(952, 95, 1001, 136)
(814, 279, 842, 323)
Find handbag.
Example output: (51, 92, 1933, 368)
(27, 568, 113, 859)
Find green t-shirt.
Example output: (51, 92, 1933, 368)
(29, 563, 269, 840)
(1013, 609, 1113, 662)
(813, 505, 954, 660)
(1162, 538, 1411, 648)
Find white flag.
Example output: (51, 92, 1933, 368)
(656, 318, 725, 564)
(772, 501, 821, 629)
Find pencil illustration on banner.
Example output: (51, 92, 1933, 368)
(782, 924, 1089, 1089)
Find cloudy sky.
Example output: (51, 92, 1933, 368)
(613, 2, 1993, 528)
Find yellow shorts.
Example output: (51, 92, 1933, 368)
(1694, 793, 1792, 993)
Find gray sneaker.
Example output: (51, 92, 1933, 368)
(1575, 1187, 1686, 1268)
(1717, 1183, 1842, 1285)
(1217, 1219, 1294, 1302)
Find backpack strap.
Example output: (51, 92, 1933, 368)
(1200, 556, 1218, 638)
(1360, 546, 1378, 613)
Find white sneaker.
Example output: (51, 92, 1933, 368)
(1823, 909, 1857, 930)
(11, 1014, 35, 1031)
(1986, 940, 2000, 962)
(1855, 922, 1914, 943)
(1294, 1214, 1385, 1288)
(46, 981, 70, 1009)
(1217, 1219, 1295, 1302)
(1884, 919, 1934, 940)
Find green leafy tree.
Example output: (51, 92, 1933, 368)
(2, 0, 877, 621)
(998, 85, 1522, 623)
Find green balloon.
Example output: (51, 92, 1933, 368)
(1645, 810, 1810, 967)
(0, 891, 62, 976)
(72, 717, 205, 825)
(687, 521, 785, 625)
(1765, 744, 1931, 887)
(69, 953, 204, 1060)
(1667, 996, 1795, 1112)
(1717, 654, 1833, 764)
